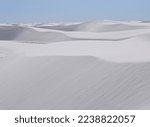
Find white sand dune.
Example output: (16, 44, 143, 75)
(35, 20, 150, 32)
(0, 26, 72, 43)
(0, 21, 150, 109)
(0, 56, 150, 110)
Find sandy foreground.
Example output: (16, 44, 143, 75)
(0, 20, 150, 109)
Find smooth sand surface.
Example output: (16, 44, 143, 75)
(0, 21, 150, 109)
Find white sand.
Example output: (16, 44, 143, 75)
(0, 21, 150, 109)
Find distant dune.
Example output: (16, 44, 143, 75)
(35, 20, 150, 32)
(0, 26, 72, 43)
(0, 21, 150, 109)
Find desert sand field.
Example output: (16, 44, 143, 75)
(0, 20, 150, 109)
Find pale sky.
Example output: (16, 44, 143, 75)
(0, 0, 150, 23)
